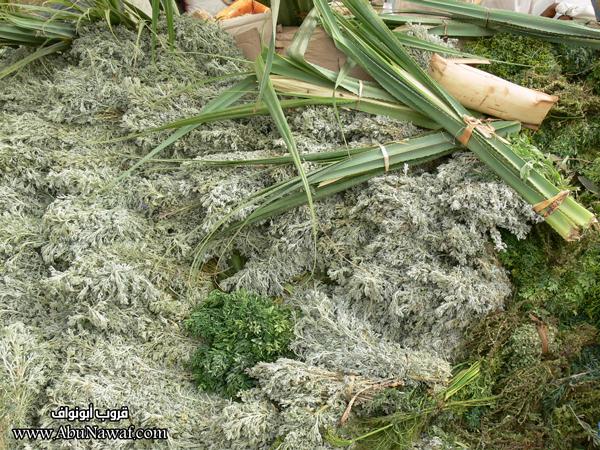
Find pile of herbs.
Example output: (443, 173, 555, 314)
(0, 12, 520, 449)
(1, 1, 599, 448)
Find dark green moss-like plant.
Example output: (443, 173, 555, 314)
(446, 307, 600, 449)
(499, 229, 600, 327)
(463, 33, 559, 88)
(186, 290, 295, 398)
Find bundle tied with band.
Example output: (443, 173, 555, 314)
(455, 115, 570, 219)
(457, 114, 496, 146)
(378, 143, 390, 173)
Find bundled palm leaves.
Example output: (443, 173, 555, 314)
(382, 0, 600, 47)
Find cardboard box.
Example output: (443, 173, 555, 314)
(275, 26, 372, 80)
(217, 14, 372, 80)
(220, 11, 273, 61)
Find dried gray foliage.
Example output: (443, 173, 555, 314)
(35, 336, 232, 449)
(405, 24, 459, 69)
(222, 154, 536, 357)
(203, 358, 403, 450)
(289, 286, 451, 382)
(0, 323, 55, 445)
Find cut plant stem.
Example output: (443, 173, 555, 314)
(270, 74, 436, 129)
(428, 54, 557, 127)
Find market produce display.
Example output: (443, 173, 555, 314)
(0, 0, 599, 448)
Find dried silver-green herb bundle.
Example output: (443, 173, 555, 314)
(405, 24, 459, 69)
(222, 154, 537, 358)
(202, 358, 406, 449)
(0, 323, 55, 444)
(35, 335, 232, 449)
(289, 286, 451, 382)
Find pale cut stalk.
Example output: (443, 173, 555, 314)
(429, 54, 557, 127)
(270, 75, 437, 129)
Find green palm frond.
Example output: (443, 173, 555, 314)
(389, 0, 600, 47)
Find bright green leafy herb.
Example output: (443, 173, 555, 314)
(186, 290, 295, 398)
